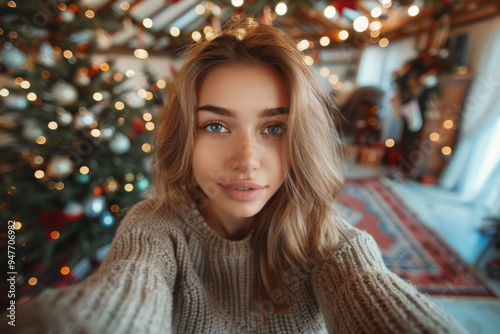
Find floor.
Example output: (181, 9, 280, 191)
(345, 163, 500, 334)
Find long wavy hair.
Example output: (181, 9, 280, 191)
(152, 19, 344, 317)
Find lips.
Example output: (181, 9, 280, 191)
(220, 181, 265, 201)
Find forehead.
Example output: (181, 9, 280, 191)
(197, 65, 288, 111)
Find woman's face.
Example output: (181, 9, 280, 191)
(192, 65, 288, 229)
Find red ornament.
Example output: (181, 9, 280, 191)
(132, 118, 146, 134)
(333, 0, 357, 15)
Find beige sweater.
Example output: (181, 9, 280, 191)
(8, 199, 466, 333)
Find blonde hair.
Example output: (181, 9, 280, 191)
(152, 20, 344, 318)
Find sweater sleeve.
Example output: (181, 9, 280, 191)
(311, 222, 467, 334)
(4, 200, 177, 334)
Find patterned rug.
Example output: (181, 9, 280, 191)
(336, 178, 498, 299)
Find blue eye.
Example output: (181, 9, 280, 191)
(263, 124, 284, 135)
(204, 123, 228, 133)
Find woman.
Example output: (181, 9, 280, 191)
(8, 20, 465, 333)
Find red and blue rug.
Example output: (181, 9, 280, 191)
(337, 178, 497, 299)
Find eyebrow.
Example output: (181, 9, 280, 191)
(196, 105, 289, 118)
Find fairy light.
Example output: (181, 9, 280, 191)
(339, 30, 349, 40)
(170, 27, 180, 37)
(195, 4, 205, 15)
(58, 3, 67, 10)
(371, 7, 382, 18)
(324, 5, 337, 19)
(91, 129, 101, 137)
(50, 231, 60, 239)
(20, 80, 30, 89)
(157, 80, 166, 89)
(145, 122, 155, 131)
(192, 31, 202, 41)
(429, 132, 440, 141)
(124, 183, 134, 192)
(206, 1, 215, 10)
(113, 73, 123, 81)
(320, 36, 330, 47)
(36, 136, 46, 145)
(385, 139, 395, 148)
(15, 221, 21, 230)
(34, 156, 44, 164)
(60, 266, 70, 275)
(80, 166, 90, 174)
(143, 113, 153, 121)
(379, 38, 389, 47)
(138, 76, 147, 85)
(328, 74, 339, 85)
(371, 30, 380, 38)
(142, 143, 152, 153)
(304, 56, 314, 66)
(48, 121, 58, 130)
(63, 50, 73, 59)
(297, 39, 309, 51)
(55, 182, 64, 190)
(7, 187, 16, 195)
(443, 120, 454, 129)
(115, 101, 125, 110)
(275, 2, 287, 16)
(333, 81, 343, 90)
(27, 92, 37, 101)
(111, 204, 120, 212)
(369, 21, 382, 31)
(28, 278, 37, 286)
(408, 5, 420, 17)
(100, 63, 110, 71)
(15, 77, 23, 85)
(143, 18, 153, 29)
(320, 68, 330, 78)
(353, 16, 369, 32)
(137, 89, 147, 98)
(120, 1, 130, 10)
(134, 49, 149, 59)
(231, 0, 243, 7)
(34, 170, 45, 179)
(0, 88, 10, 97)
(125, 70, 135, 78)
(93, 92, 103, 101)
(8, 1, 17, 8)
(85, 10, 95, 18)
(41, 71, 50, 78)
(9, 31, 18, 39)
(442, 146, 452, 155)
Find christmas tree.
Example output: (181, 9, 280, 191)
(0, 0, 167, 304)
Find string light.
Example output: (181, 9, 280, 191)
(145, 122, 155, 131)
(80, 166, 90, 174)
(429, 132, 440, 141)
(8, 31, 18, 39)
(385, 139, 395, 148)
(125, 70, 135, 78)
(157, 80, 167, 89)
(231, 0, 243, 7)
(319, 36, 330, 47)
(63, 50, 73, 59)
(55, 182, 65, 190)
(142, 113, 153, 121)
(7, 1, 17, 8)
(142, 143, 152, 153)
(339, 30, 349, 40)
(124, 183, 134, 192)
(14, 221, 22, 230)
(34, 170, 45, 179)
(7, 187, 16, 195)
(379, 38, 389, 47)
(328, 74, 339, 85)
(170, 27, 180, 37)
(0, 88, 9, 97)
(369, 21, 382, 31)
(353, 16, 369, 32)
(100, 63, 110, 71)
(195, 4, 205, 15)
(36, 136, 46, 145)
(275, 2, 287, 16)
(60, 266, 70, 275)
(137, 89, 147, 98)
(115, 101, 125, 110)
(27, 92, 37, 101)
(93, 92, 103, 101)
(34, 156, 44, 164)
(134, 49, 149, 59)
(370, 30, 380, 38)
(91, 129, 101, 137)
(111, 204, 120, 212)
(205, 1, 215, 10)
(443, 120, 454, 129)
(192, 31, 202, 41)
(371, 7, 382, 18)
(297, 39, 309, 51)
(120, 1, 130, 10)
(408, 5, 420, 17)
(48, 121, 58, 130)
(50, 231, 60, 239)
(28, 277, 37, 286)
(20, 80, 30, 89)
(333, 81, 343, 90)
(145, 92, 153, 100)
(85, 10, 95, 18)
(442, 146, 452, 155)
(324, 6, 337, 19)
(41, 71, 50, 78)
(304, 56, 314, 66)
(143, 18, 153, 29)
(320, 67, 330, 78)
(138, 76, 147, 85)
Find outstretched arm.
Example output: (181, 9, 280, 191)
(2, 200, 176, 334)
(311, 223, 466, 333)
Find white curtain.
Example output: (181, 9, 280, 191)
(357, 38, 417, 141)
(440, 28, 500, 213)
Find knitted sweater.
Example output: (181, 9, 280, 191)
(9, 199, 466, 333)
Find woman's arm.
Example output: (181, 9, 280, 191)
(311, 222, 467, 334)
(3, 200, 176, 334)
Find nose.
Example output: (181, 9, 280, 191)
(228, 133, 261, 173)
